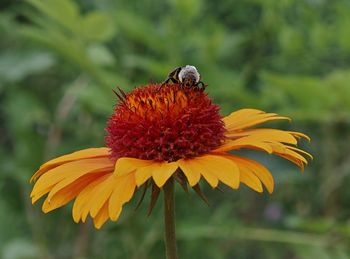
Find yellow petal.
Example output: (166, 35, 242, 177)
(265, 144, 310, 171)
(226, 129, 298, 145)
(287, 146, 313, 160)
(238, 166, 263, 193)
(31, 148, 110, 182)
(275, 150, 307, 171)
(152, 162, 178, 187)
(46, 166, 113, 202)
(177, 159, 201, 186)
(284, 148, 308, 164)
(109, 173, 136, 220)
(133, 161, 178, 187)
(200, 169, 218, 188)
(223, 109, 290, 131)
(89, 175, 118, 217)
(72, 175, 109, 223)
(194, 155, 240, 189)
(238, 159, 274, 193)
(223, 109, 264, 127)
(114, 157, 154, 176)
(186, 159, 218, 188)
(42, 174, 100, 213)
(135, 164, 157, 186)
(31, 157, 113, 203)
(220, 109, 311, 173)
(222, 154, 274, 193)
(215, 134, 311, 172)
(289, 131, 311, 141)
(93, 201, 110, 229)
(214, 139, 274, 153)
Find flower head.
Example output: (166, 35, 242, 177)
(30, 83, 312, 229)
(106, 84, 225, 162)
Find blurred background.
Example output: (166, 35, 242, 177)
(0, 0, 350, 258)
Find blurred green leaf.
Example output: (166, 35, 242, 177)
(27, 0, 79, 31)
(0, 0, 350, 258)
(0, 51, 55, 83)
(81, 12, 116, 42)
(2, 239, 41, 259)
(87, 44, 116, 66)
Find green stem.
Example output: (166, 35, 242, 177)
(163, 178, 178, 259)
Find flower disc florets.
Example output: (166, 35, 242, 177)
(105, 84, 225, 162)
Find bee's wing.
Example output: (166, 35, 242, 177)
(163, 66, 182, 84)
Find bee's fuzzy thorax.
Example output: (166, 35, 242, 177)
(178, 65, 200, 83)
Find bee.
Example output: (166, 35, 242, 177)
(162, 65, 207, 89)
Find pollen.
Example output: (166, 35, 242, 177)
(105, 84, 226, 162)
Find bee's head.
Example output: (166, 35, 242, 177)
(178, 65, 200, 86)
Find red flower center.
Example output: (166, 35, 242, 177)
(105, 84, 225, 162)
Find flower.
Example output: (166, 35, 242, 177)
(30, 83, 311, 229)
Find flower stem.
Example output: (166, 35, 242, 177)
(163, 178, 178, 259)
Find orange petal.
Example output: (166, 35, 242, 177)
(31, 148, 110, 182)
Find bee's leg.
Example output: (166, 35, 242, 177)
(161, 77, 171, 85)
(159, 78, 179, 92)
(160, 67, 182, 90)
(197, 81, 207, 90)
(161, 77, 178, 87)
(179, 82, 185, 89)
(163, 77, 179, 84)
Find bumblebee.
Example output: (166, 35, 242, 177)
(163, 65, 207, 89)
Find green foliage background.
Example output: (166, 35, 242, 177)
(0, 0, 350, 258)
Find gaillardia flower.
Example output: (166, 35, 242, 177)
(30, 83, 311, 229)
